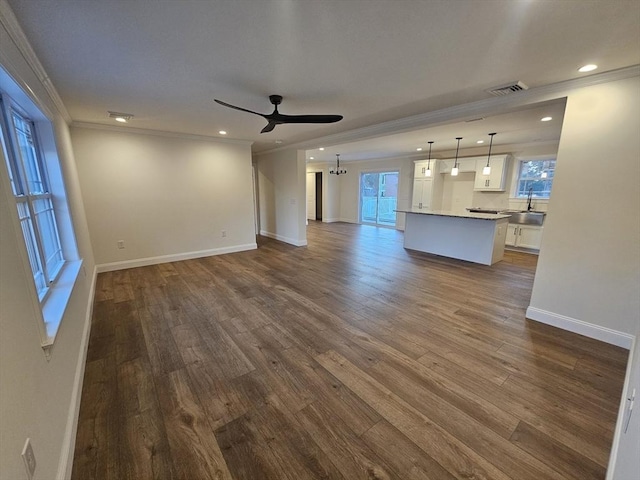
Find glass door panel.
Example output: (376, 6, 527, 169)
(360, 171, 398, 227)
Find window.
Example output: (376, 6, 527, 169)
(515, 159, 555, 198)
(2, 102, 65, 300)
(0, 73, 81, 346)
(3, 106, 66, 300)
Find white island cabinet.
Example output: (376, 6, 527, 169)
(397, 209, 510, 265)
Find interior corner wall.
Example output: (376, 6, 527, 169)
(528, 76, 640, 340)
(607, 319, 639, 479)
(70, 126, 257, 268)
(255, 148, 307, 246)
(1, 11, 96, 480)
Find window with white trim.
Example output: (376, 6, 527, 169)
(2, 105, 65, 300)
(515, 159, 555, 199)
(1, 73, 82, 347)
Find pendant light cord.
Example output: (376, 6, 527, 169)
(486, 133, 496, 167)
(454, 137, 462, 167)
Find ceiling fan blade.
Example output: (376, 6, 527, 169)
(268, 114, 343, 124)
(261, 122, 277, 133)
(214, 99, 265, 117)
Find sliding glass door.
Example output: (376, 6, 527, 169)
(360, 171, 399, 227)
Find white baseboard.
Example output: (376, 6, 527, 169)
(526, 306, 634, 349)
(322, 217, 340, 223)
(56, 265, 97, 480)
(259, 230, 307, 247)
(96, 243, 257, 273)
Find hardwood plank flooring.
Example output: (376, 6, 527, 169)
(72, 221, 628, 480)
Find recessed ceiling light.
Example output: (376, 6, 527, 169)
(218, 130, 227, 135)
(476, 140, 484, 144)
(319, 147, 325, 151)
(416, 147, 423, 151)
(275, 139, 283, 144)
(309, 156, 314, 160)
(578, 64, 598, 73)
(541, 116, 552, 122)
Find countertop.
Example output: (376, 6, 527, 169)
(395, 209, 511, 221)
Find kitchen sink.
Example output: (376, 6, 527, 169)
(499, 210, 546, 225)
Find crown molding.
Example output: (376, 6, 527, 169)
(258, 65, 640, 156)
(0, 0, 72, 123)
(306, 139, 560, 165)
(71, 121, 254, 146)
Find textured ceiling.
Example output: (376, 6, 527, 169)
(5, 0, 640, 158)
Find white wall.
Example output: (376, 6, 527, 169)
(0, 5, 96, 478)
(255, 148, 307, 246)
(440, 171, 475, 212)
(71, 126, 256, 269)
(306, 162, 341, 222)
(528, 76, 640, 342)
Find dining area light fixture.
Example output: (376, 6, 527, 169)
(451, 137, 462, 176)
(483, 133, 496, 175)
(329, 153, 347, 175)
(425, 141, 434, 177)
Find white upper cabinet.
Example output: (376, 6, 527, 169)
(474, 154, 508, 191)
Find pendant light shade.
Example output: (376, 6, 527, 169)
(451, 137, 462, 176)
(425, 141, 434, 177)
(329, 154, 347, 175)
(483, 132, 496, 176)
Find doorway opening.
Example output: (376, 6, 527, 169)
(306, 171, 323, 221)
(360, 171, 399, 227)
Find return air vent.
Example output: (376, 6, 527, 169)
(486, 81, 529, 96)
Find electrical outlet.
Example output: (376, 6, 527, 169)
(117, 240, 125, 249)
(221, 230, 227, 238)
(21, 438, 36, 480)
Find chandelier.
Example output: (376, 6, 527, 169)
(330, 154, 347, 175)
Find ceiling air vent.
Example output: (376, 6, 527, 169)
(486, 81, 529, 97)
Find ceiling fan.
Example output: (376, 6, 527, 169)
(214, 95, 343, 133)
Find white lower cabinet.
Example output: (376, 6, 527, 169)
(506, 224, 544, 249)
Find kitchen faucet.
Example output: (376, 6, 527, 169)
(527, 187, 533, 211)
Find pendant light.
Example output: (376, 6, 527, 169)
(329, 153, 347, 175)
(425, 141, 434, 177)
(451, 137, 462, 176)
(483, 132, 496, 175)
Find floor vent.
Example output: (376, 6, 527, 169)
(486, 81, 529, 96)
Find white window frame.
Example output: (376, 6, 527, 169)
(0, 71, 82, 351)
(512, 157, 556, 199)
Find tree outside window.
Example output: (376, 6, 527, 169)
(516, 159, 555, 198)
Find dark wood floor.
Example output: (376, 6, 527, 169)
(72, 221, 629, 480)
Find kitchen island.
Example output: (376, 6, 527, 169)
(396, 209, 510, 265)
